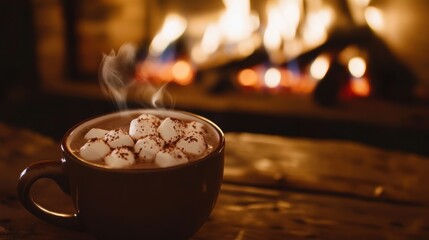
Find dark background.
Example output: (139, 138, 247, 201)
(1, 0, 428, 156)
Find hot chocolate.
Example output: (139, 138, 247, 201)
(18, 108, 225, 239)
(67, 109, 220, 169)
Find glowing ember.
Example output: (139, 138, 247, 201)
(350, 77, 371, 97)
(310, 54, 330, 80)
(279, 69, 297, 88)
(348, 57, 366, 78)
(264, 68, 282, 88)
(172, 60, 193, 85)
(238, 68, 259, 87)
(234, 63, 324, 95)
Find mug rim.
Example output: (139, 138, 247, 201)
(61, 109, 225, 173)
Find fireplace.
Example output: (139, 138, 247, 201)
(30, 0, 429, 154)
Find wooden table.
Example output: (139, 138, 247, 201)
(1, 122, 429, 239)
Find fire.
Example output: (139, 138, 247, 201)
(310, 54, 330, 80)
(219, 0, 258, 43)
(134, 0, 374, 102)
(236, 65, 315, 93)
(264, 0, 302, 62)
(263, 5, 283, 52)
(264, 0, 302, 48)
(191, 0, 260, 64)
(149, 13, 187, 57)
(201, 24, 221, 55)
(191, 23, 222, 64)
(302, 6, 333, 46)
(364, 7, 384, 32)
(278, 0, 302, 40)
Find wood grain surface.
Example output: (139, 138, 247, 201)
(1, 123, 428, 239)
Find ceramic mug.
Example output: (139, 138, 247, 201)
(17, 109, 225, 239)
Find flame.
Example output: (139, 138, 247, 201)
(191, 0, 260, 64)
(353, 0, 371, 6)
(364, 7, 384, 32)
(278, 0, 302, 40)
(219, 0, 259, 43)
(264, 4, 283, 51)
(264, 0, 302, 52)
(302, 7, 333, 46)
(201, 23, 221, 55)
(149, 13, 187, 57)
(348, 56, 366, 78)
(191, 24, 222, 64)
(310, 54, 330, 80)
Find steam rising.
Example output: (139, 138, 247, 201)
(100, 43, 174, 110)
(100, 43, 136, 110)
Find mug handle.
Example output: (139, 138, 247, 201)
(17, 160, 83, 230)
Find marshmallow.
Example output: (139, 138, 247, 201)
(176, 132, 207, 156)
(137, 114, 160, 124)
(129, 118, 158, 140)
(79, 139, 111, 161)
(158, 117, 184, 144)
(103, 129, 134, 148)
(84, 128, 109, 140)
(104, 147, 136, 168)
(155, 148, 188, 168)
(184, 121, 206, 135)
(134, 135, 165, 161)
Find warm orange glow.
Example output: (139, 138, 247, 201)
(237, 68, 259, 87)
(280, 69, 296, 88)
(172, 60, 193, 85)
(159, 63, 174, 83)
(351, 77, 371, 96)
(135, 61, 168, 84)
